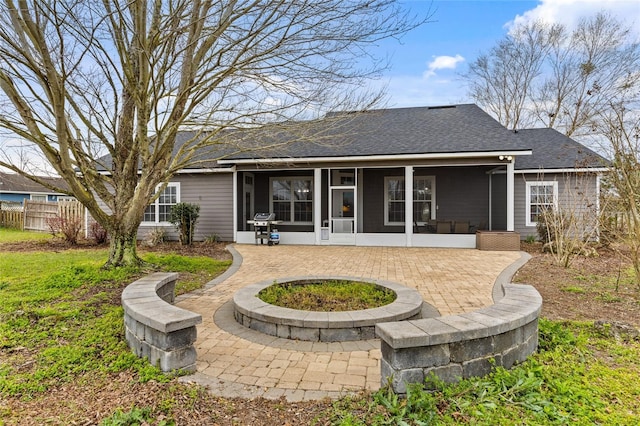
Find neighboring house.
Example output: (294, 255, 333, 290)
(123, 104, 608, 247)
(0, 172, 73, 204)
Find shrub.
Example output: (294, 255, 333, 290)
(204, 233, 220, 243)
(535, 208, 556, 245)
(169, 203, 200, 245)
(45, 214, 82, 245)
(89, 221, 108, 244)
(144, 227, 166, 247)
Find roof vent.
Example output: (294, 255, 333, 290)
(427, 105, 456, 110)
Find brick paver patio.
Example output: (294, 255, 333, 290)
(177, 244, 524, 401)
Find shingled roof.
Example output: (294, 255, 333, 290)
(225, 103, 532, 160)
(0, 172, 69, 194)
(97, 104, 608, 171)
(513, 128, 608, 170)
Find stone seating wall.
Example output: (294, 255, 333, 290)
(375, 283, 542, 394)
(121, 272, 202, 372)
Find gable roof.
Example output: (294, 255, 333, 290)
(0, 172, 69, 194)
(513, 128, 608, 171)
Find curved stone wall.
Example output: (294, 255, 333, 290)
(121, 272, 202, 372)
(233, 276, 425, 342)
(375, 283, 542, 394)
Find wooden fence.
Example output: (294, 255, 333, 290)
(0, 200, 85, 233)
(0, 201, 23, 229)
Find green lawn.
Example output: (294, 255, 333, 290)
(0, 244, 231, 399)
(0, 227, 52, 243)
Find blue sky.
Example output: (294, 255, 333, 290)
(377, 0, 640, 108)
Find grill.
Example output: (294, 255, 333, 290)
(248, 212, 281, 245)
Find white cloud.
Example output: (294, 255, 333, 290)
(423, 54, 465, 78)
(507, 0, 640, 34)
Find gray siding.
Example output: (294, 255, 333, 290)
(514, 172, 599, 239)
(138, 172, 234, 242)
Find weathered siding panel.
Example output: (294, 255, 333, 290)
(514, 175, 528, 236)
(138, 173, 234, 242)
(514, 172, 599, 239)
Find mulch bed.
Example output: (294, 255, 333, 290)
(515, 242, 640, 327)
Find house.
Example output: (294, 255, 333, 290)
(0, 172, 73, 204)
(135, 104, 607, 248)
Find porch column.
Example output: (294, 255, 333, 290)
(232, 170, 238, 242)
(405, 166, 413, 247)
(506, 160, 515, 231)
(314, 168, 322, 244)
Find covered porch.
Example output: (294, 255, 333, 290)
(232, 160, 517, 248)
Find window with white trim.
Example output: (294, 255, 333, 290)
(384, 176, 436, 226)
(143, 183, 180, 224)
(525, 181, 557, 227)
(270, 177, 312, 224)
(30, 194, 47, 202)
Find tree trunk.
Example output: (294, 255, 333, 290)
(104, 227, 144, 269)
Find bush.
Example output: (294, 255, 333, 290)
(169, 203, 200, 246)
(535, 208, 557, 244)
(144, 227, 166, 247)
(89, 221, 108, 244)
(45, 214, 82, 244)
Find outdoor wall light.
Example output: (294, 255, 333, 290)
(498, 155, 513, 161)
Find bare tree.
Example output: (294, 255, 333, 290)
(537, 13, 640, 138)
(0, 0, 425, 267)
(536, 171, 600, 268)
(464, 12, 640, 137)
(599, 102, 640, 287)
(465, 20, 560, 130)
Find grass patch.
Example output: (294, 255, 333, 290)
(100, 406, 174, 426)
(595, 291, 624, 303)
(258, 280, 396, 311)
(0, 228, 52, 244)
(561, 285, 586, 293)
(325, 319, 640, 425)
(0, 248, 230, 399)
(143, 253, 231, 295)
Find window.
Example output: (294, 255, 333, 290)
(385, 177, 405, 225)
(384, 176, 436, 225)
(270, 177, 312, 224)
(413, 177, 435, 224)
(30, 194, 47, 202)
(526, 181, 557, 227)
(143, 183, 180, 224)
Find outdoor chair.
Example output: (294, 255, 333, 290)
(454, 221, 470, 234)
(436, 221, 452, 233)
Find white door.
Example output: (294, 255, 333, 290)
(329, 186, 356, 245)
